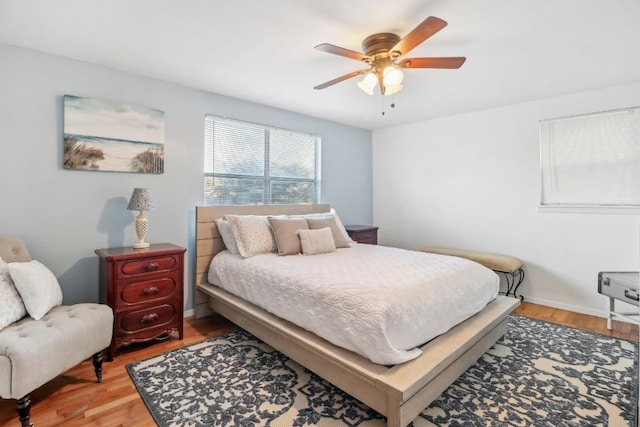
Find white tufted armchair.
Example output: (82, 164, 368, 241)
(0, 236, 113, 427)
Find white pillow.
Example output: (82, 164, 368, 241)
(297, 227, 337, 255)
(215, 218, 240, 255)
(225, 214, 276, 258)
(0, 257, 27, 330)
(329, 208, 356, 244)
(8, 260, 63, 320)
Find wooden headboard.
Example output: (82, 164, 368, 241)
(194, 204, 330, 317)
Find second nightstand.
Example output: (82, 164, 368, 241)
(344, 225, 378, 245)
(95, 243, 186, 361)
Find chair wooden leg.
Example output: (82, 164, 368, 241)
(16, 395, 32, 427)
(14, 354, 104, 426)
(93, 351, 104, 383)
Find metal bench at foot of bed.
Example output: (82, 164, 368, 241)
(420, 247, 525, 300)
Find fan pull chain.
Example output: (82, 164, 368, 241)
(381, 94, 397, 116)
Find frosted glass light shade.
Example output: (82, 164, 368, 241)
(357, 73, 378, 95)
(383, 66, 404, 87)
(384, 83, 403, 95)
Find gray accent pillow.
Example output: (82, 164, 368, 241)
(306, 216, 351, 248)
(268, 217, 309, 255)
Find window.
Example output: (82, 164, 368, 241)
(204, 115, 320, 205)
(539, 107, 640, 212)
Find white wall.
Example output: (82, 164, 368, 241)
(0, 43, 373, 310)
(373, 82, 640, 318)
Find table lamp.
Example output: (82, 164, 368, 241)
(127, 188, 154, 249)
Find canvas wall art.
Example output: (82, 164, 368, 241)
(63, 95, 165, 173)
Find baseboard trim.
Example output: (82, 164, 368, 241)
(523, 295, 637, 324)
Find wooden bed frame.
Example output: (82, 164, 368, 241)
(194, 204, 520, 427)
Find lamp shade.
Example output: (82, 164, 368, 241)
(127, 188, 154, 212)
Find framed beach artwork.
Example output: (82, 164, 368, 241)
(63, 95, 165, 173)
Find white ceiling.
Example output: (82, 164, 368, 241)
(1, 0, 639, 130)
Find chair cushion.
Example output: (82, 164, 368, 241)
(420, 246, 523, 273)
(0, 303, 113, 399)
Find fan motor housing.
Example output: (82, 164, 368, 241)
(362, 33, 401, 58)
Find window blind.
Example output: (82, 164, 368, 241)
(204, 115, 320, 205)
(539, 107, 640, 210)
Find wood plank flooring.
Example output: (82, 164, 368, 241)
(0, 303, 637, 426)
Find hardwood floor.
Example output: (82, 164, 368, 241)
(513, 301, 639, 342)
(0, 303, 637, 427)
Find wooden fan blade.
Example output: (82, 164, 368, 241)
(398, 57, 466, 69)
(314, 69, 369, 90)
(315, 43, 371, 62)
(390, 16, 448, 57)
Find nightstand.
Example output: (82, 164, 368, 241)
(344, 225, 378, 245)
(95, 243, 186, 361)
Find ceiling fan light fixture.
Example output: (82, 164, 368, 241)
(382, 65, 403, 87)
(357, 73, 377, 95)
(314, 16, 465, 97)
(384, 83, 403, 96)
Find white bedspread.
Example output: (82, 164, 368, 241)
(208, 244, 499, 365)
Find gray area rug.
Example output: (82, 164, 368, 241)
(127, 315, 638, 426)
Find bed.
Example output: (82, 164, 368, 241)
(195, 204, 520, 427)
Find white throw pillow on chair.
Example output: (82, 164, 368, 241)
(9, 260, 63, 320)
(0, 256, 27, 330)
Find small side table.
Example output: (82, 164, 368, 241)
(95, 243, 186, 360)
(344, 225, 378, 245)
(598, 271, 639, 330)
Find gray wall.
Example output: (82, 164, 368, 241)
(0, 43, 373, 312)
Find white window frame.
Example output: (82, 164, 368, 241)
(539, 106, 640, 214)
(204, 115, 321, 205)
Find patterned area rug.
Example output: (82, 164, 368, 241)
(127, 315, 638, 426)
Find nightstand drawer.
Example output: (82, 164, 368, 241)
(116, 255, 178, 278)
(120, 304, 177, 333)
(352, 230, 377, 244)
(345, 225, 378, 245)
(120, 276, 178, 304)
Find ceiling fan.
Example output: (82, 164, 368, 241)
(314, 16, 466, 96)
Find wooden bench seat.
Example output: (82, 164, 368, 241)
(420, 247, 525, 300)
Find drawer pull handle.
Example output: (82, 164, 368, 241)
(145, 262, 160, 271)
(624, 289, 639, 301)
(141, 286, 159, 295)
(140, 313, 159, 323)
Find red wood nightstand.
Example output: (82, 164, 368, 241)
(344, 225, 378, 245)
(95, 243, 186, 360)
